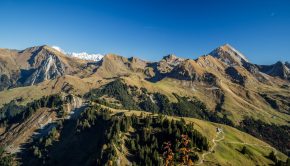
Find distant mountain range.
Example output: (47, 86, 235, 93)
(0, 44, 289, 90)
(0, 44, 289, 165)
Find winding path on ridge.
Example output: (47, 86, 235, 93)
(195, 128, 278, 165)
(196, 129, 224, 165)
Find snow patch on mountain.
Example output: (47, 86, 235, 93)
(69, 52, 104, 61)
(52, 46, 66, 54)
(52, 46, 103, 61)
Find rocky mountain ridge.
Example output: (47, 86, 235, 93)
(0, 45, 90, 90)
(258, 61, 290, 80)
(0, 44, 289, 124)
(1, 44, 289, 89)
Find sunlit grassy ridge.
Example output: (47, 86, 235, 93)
(103, 106, 287, 165)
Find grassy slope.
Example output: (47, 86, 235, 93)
(0, 75, 110, 107)
(122, 75, 290, 126)
(0, 74, 288, 165)
(101, 106, 287, 166)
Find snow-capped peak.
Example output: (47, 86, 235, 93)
(69, 52, 103, 61)
(51, 45, 103, 61)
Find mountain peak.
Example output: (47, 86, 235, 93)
(209, 44, 249, 66)
(162, 54, 184, 62)
(104, 53, 124, 60)
(162, 54, 177, 60)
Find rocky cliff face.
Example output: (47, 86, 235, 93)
(0, 74, 13, 91)
(0, 45, 87, 90)
(209, 44, 249, 66)
(158, 54, 185, 73)
(22, 54, 65, 85)
(15, 46, 67, 86)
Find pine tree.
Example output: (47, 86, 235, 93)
(130, 140, 136, 151)
(45, 138, 52, 147)
(139, 148, 145, 161)
(168, 125, 172, 135)
(136, 134, 140, 143)
(241, 146, 247, 154)
(268, 151, 277, 164)
(33, 146, 42, 158)
(153, 149, 159, 162)
(286, 158, 290, 166)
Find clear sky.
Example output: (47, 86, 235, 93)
(0, 0, 289, 64)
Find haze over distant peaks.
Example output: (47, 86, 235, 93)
(52, 45, 104, 61)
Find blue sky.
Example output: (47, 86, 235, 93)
(0, 0, 289, 64)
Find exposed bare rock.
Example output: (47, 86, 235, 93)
(0, 45, 89, 89)
(225, 66, 246, 86)
(209, 44, 249, 66)
(157, 54, 185, 73)
(23, 54, 65, 85)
